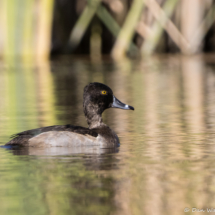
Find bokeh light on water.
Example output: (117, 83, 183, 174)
(0, 55, 215, 215)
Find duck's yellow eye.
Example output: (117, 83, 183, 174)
(101, 91, 107, 95)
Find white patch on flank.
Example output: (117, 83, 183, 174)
(125, 104, 129, 108)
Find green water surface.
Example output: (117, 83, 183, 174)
(0, 55, 215, 215)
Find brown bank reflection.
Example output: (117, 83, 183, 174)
(111, 56, 215, 215)
(1, 56, 215, 215)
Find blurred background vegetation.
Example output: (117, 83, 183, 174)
(1, 0, 215, 60)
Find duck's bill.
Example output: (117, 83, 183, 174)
(111, 96, 134, 110)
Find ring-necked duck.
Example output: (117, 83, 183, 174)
(5, 82, 134, 148)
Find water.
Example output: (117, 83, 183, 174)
(0, 55, 215, 215)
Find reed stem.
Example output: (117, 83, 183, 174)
(111, 0, 144, 59)
(96, 5, 138, 53)
(141, 0, 179, 55)
(68, 0, 101, 52)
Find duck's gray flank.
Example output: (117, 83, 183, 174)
(7, 125, 98, 145)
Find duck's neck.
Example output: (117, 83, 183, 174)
(88, 114, 104, 129)
(84, 106, 104, 129)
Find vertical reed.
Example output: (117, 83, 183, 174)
(0, 0, 6, 56)
(0, 0, 54, 60)
(68, 0, 101, 52)
(111, 0, 144, 59)
(141, 0, 182, 55)
(181, 0, 204, 54)
(96, 5, 138, 52)
(22, 0, 34, 59)
(190, 1, 215, 53)
(35, 0, 54, 60)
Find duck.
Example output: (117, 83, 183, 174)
(5, 82, 134, 148)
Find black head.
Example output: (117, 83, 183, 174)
(83, 82, 134, 115)
(84, 83, 113, 114)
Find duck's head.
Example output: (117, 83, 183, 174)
(83, 82, 134, 128)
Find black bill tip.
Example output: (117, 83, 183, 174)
(128, 105, 134, 110)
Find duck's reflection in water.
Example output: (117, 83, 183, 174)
(10, 146, 119, 156)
